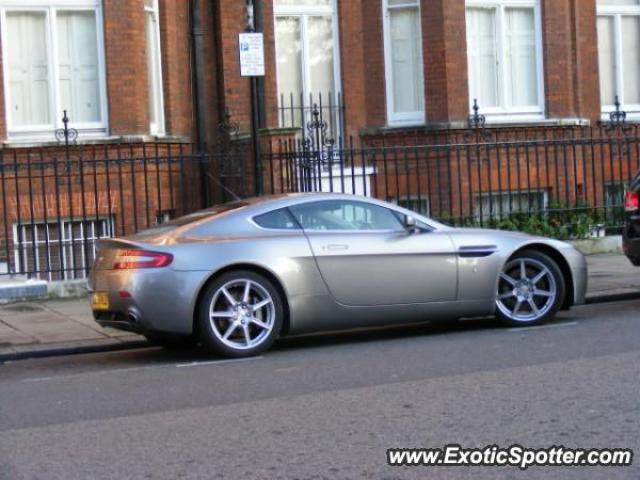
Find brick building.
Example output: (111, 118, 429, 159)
(0, 0, 638, 279)
(0, 0, 633, 149)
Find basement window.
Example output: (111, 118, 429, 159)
(12, 217, 114, 281)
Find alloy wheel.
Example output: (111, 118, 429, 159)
(208, 279, 276, 350)
(496, 257, 558, 323)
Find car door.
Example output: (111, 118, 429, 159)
(289, 200, 457, 307)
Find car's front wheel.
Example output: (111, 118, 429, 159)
(495, 250, 565, 327)
(198, 271, 283, 357)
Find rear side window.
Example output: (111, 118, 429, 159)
(253, 209, 300, 230)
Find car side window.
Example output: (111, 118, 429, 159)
(253, 209, 300, 230)
(289, 201, 404, 231)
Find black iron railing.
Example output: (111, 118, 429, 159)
(263, 123, 640, 239)
(277, 91, 345, 142)
(2, 108, 640, 280)
(0, 142, 252, 281)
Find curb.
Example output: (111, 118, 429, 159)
(0, 339, 151, 363)
(585, 291, 640, 305)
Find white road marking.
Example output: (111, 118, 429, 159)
(22, 356, 264, 382)
(175, 356, 263, 368)
(507, 321, 579, 333)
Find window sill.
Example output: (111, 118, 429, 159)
(482, 116, 590, 128)
(360, 117, 591, 136)
(2, 134, 191, 149)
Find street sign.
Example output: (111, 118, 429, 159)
(239, 32, 265, 77)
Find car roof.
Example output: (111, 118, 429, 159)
(226, 193, 449, 230)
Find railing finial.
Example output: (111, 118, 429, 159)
(468, 98, 486, 129)
(54, 110, 78, 146)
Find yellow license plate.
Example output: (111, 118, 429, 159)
(91, 292, 110, 311)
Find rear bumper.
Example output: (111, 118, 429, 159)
(622, 214, 640, 266)
(88, 268, 210, 336)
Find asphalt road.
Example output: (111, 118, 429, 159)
(1, 300, 639, 480)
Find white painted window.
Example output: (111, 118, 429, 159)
(597, 0, 640, 119)
(13, 217, 114, 281)
(465, 0, 545, 122)
(145, 0, 164, 135)
(274, 0, 341, 135)
(474, 189, 548, 220)
(0, 0, 108, 141)
(383, 0, 425, 126)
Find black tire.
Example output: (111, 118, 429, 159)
(198, 270, 283, 358)
(495, 250, 566, 327)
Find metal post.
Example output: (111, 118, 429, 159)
(246, 0, 263, 195)
(190, 0, 209, 207)
(251, 76, 263, 195)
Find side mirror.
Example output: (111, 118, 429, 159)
(404, 215, 418, 233)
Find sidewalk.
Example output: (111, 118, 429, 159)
(0, 300, 147, 360)
(1, 253, 638, 361)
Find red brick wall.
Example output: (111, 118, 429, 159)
(570, 0, 601, 121)
(103, 0, 150, 136)
(159, 0, 193, 139)
(422, 0, 469, 123)
(0, 144, 198, 241)
(0, 0, 612, 145)
(344, 0, 470, 131)
(349, 0, 603, 135)
(543, 0, 572, 118)
(361, 0, 388, 128)
(215, 0, 252, 132)
(338, 0, 369, 138)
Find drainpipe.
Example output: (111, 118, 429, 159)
(190, 0, 209, 206)
(253, 0, 266, 128)
(190, 0, 207, 152)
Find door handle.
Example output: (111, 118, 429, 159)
(325, 244, 349, 251)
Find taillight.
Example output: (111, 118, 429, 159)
(112, 250, 173, 270)
(624, 190, 639, 212)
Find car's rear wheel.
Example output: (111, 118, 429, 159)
(198, 271, 283, 358)
(495, 250, 565, 327)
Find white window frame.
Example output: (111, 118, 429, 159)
(465, 0, 546, 123)
(382, 0, 425, 127)
(145, 0, 165, 136)
(0, 0, 109, 141)
(273, 0, 343, 122)
(597, 2, 640, 121)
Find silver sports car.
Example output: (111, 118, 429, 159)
(89, 193, 587, 357)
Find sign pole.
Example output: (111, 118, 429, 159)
(241, 0, 264, 195)
(250, 75, 263, 195)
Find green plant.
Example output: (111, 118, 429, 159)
(434, 202, 607, 240)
